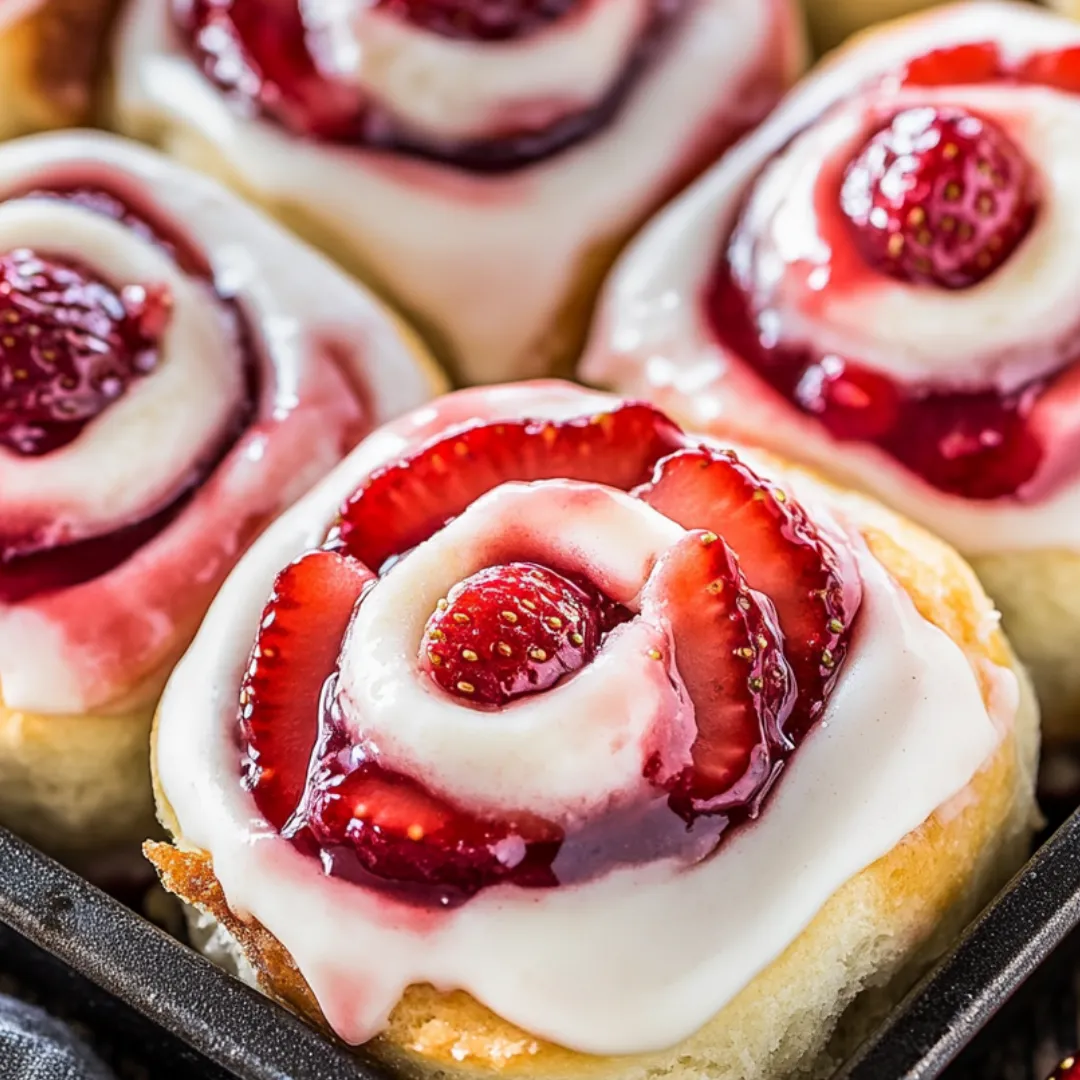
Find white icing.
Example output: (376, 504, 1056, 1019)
(338, 480, 692, 821)
(0, 197, 243, 544)
(582, 1, 1080, 556)
(301, 0, 652, 143)
(156, 381, 1005, 1056)
(0, 131, 436, 715)
(112, 0, 800, 384)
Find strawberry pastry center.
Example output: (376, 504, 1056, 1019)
(0, 186, 255, 603)
(706, 42, 1080, 502)
(0, 248, 170, 456)
(176, 0, 676, 170)
(238, 402, 861, 907)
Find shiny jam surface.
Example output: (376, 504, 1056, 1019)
(237, 406, 861, 908)
(176, 0, 680, 171)
(705, 42, 1080, 501)
(0, 187, 256, 603)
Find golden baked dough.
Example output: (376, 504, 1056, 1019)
(146, 462, 1040, 1080)
(0, 0, 117, 138)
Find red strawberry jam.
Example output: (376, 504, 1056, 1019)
(238, 403, 860, 905)
(704, 45, 1080, 502)
(0, 187, 256, 603)
(175, 0, 677, 171)
(0, 249, 170, 456)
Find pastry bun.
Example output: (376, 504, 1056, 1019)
(144, 382, 1038, 1080)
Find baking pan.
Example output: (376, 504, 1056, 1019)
(2, 807, 1080, 1080)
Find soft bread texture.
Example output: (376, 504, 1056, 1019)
(971, 550, 1080, 744)
(802, 0, 945, 51)
(0, 0, 117, 138)
(146, 469, 1040, 1080)
(0, 696, 155, 860)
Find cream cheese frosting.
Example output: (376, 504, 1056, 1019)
(0, 130, 436, 716)
(155, 381, 1006, 1056)
(582, 1, 1080, 555)
(112, 0, 802, 383)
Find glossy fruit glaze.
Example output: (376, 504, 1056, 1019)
(0, 249, 170, 457)
(175, 0, 677, 171)
(0, 187, 256, 603)
(707, 42, 1080, 501)
(237, 402, 859, 907)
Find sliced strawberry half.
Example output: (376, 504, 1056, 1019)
(636, 448, 859, 740)
(239, 550, 373, 830)
(303, 761, 563, 904)
(647, 530, 794, 814)
(329, 402, 686, 573)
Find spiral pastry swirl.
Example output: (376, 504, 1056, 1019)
(151, 381, 1021, 1064)
(0, 131, 438, 853)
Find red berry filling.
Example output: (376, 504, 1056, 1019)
(703, 46, 1080, 501)
(0, 249, 170, 456)
(420, 562, 629, 707)
(239, 404, 860, 904)
(840, 107, 1036, 290)
(0, 188, 256, 602)
(176, 0, 678, 171)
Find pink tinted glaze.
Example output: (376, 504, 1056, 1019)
(177, 0, 679, 170)
(705, 41, 1080, 502)
(0, 174, 380, 710)
(25, 353, 365, 710)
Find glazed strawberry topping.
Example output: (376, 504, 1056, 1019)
(241, 550, 374, 829)
(636, 448, 853, 738)
(420, 562, 628, 707)
(704, 45, 1080, 501)
(243, 401, 859, 903)
(301, 760, 562, 902)
(648, 530, 793, 814)
(330, 403, 685, 573)
(0, 249, 170, 456)
(840, 107, 1037, 290)
(1050, 1056, 1080, 1080)
(0, 188, 256, 602)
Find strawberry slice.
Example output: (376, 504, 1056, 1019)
(647, 530, 793, 813)
(1020, 46, 1080, 94)
(636, 449, 858, 740)
(304, 761, 562, 904)
(239, 550, 373, 829)
(330, 402, 686, 572)
(900, 42, 1002, 88)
